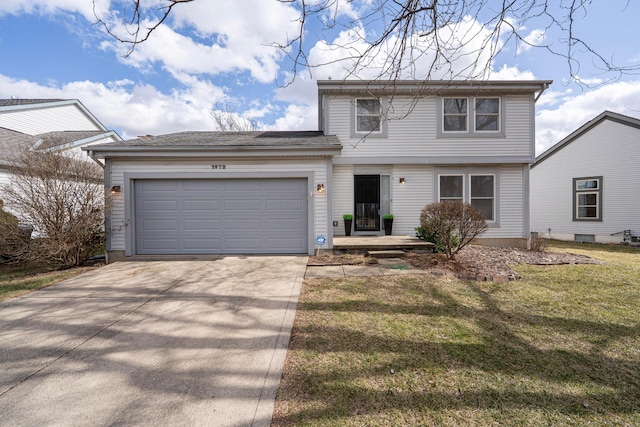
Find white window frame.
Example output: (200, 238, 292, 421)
(355, 98, 383, 134)
(438, 174, 464, 201)
(475, 97, 501, 132)
(442, 97, 468, 133)
(470, 174, 495, 221)
(439, 96, 504, 137)
(573, 177, 602, 221)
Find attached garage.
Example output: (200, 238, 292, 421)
(134, 178, 308, 254)
(84, 130, 341, 261)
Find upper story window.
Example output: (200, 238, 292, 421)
(573, 176, 602, 221)
(356, 98, 382, 133)
(475, 98, 500, 131)
(443, 98, 468, 132)
(440, 96, 503, 137)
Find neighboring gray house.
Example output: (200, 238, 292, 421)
(531, 111, 640, 244)
(85, 80, 551, 261)
(0, 99, 122, 201)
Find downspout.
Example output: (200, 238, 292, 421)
(87, 150, 105, 168)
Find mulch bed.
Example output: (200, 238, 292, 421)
(308, 245, 602, 282)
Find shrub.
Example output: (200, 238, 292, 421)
(529, 232, 548, 252)
(419, 201, 488, 259)
(0, 199, 29, 263)
(343, 214, 353, 220)
(383, 214, 394, 220)
(2, 147, 105, 268)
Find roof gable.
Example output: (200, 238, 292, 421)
(532, 111, 640, 168)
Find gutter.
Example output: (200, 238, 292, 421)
(534, 82, 550, 103)
(87, 150, 105, 168)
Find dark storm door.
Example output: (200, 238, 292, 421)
(354, 175, 380, 231)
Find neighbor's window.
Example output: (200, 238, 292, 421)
(574, 177, 602, 221)
(443, 98, 468, 132)
(439, 175, 464, 201)
(356, 98, 382, 133)
(475, 98, 500, 131)
(470, 175, 495, 221)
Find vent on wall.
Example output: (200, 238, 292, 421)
(574, 234, 595, 243)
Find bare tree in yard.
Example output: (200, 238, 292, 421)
(211, 106, 259, 132)
(2, 148, 105, 268)
(94, 1, 638, 84)
(419, 201, 488, 259)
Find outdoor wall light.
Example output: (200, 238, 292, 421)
(317, 184, 325, 192)
(110, 185, 122, 194)
(399, 178, 406, 184)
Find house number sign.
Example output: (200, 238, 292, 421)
(211, 164, 227, 169)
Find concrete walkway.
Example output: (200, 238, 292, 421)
(305, 258, 427, 278)
(0, 256, 307, 427)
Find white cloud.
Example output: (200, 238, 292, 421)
(0, 74, 223, 139)
(519, 28, 546, 53)
(536, 80, 640, 154)
(0, 0, 107, 20)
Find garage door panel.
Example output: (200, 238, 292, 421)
(183, 200, 222, 210)
(140, 219, 179, 231)
(183, 219, 221, 230)
(135, 179, 308, 254)
(142, 200, 179, 211)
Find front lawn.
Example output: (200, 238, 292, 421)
(0, 263, 98, 301)
(273, 242, 640, 426)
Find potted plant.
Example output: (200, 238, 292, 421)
(383, 214, 394, 235)
(343, 214, 353, 236)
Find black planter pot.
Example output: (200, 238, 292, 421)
(344, 219, 352, 236)
(383, 218, 393, 235)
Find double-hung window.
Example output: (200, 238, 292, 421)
(475, 98, 500, 131)
(470, 175, 495, 221)
(356, 98, 382, 133)
(439, 175, 464, 201)
(438, 174, 495, 221)
(574, 177, 602, 221)
(441, 96, 502, 135)
(443, 98, 468, 132)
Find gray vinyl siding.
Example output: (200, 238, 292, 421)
(331, 164, 526, 238)
(0, 104, 100, 134)
(326, 94, 533, 160)
(531, 119, 640, 241)
(107, 159, 330, 253)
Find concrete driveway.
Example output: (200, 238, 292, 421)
(0, 255, 307, 426)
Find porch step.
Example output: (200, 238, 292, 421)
(367, 250, 406, 258)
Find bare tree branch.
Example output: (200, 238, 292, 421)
(93, 0, 640, 84)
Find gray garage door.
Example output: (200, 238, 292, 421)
(134, 178, 308, 254)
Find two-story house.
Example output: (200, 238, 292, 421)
(85, 80, 551, 262)
(0, 99, 122, 202)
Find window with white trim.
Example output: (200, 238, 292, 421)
(438, 173, 495, 221)
(475, 98, 500, 131)
(441, 96, 502, 135)
(443, 98, 468, 132)
(439, 175, 464, 201)
(470, 175, 495, 221)
(574, 177, 602, 221)
(355, 98, 382, 133)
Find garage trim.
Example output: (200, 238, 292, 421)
(123, 171, 316, 256)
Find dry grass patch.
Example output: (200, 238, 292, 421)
(0, 263, 98, 301)
(273, 242, 640, 426)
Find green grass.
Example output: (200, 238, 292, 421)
(273, 241, 640, 426)
(0, 263, 96, 301)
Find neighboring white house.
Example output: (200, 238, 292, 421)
(0, 99, 122, 202)
(530, 111, 640, 244)
(85, 80, 551, 261)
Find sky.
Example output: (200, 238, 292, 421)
(0, 0, 639, 155)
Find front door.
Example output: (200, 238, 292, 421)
(354, 175, 380, 231)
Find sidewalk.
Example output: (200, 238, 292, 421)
(305, 258, 427, 278)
